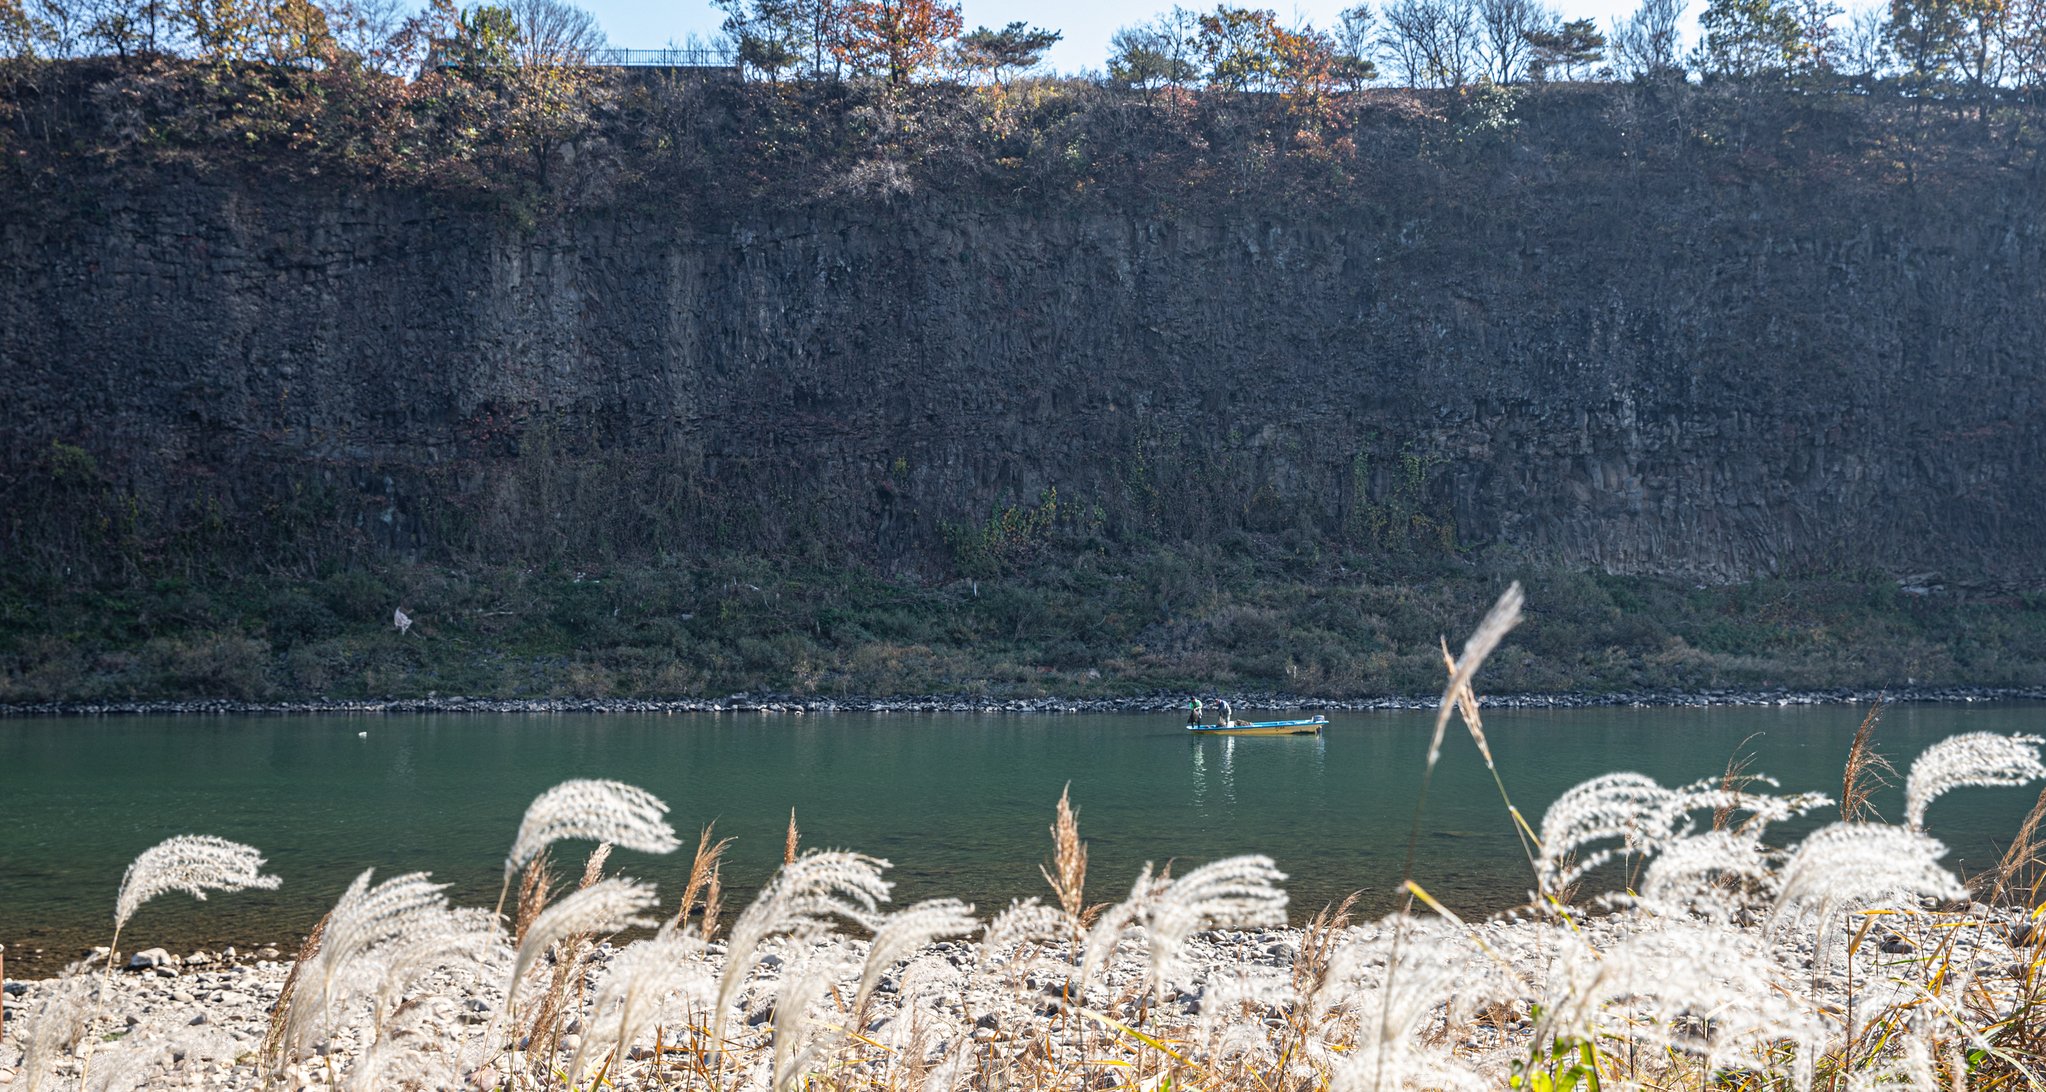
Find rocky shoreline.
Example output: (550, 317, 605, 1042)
(3, 904, 2034, 1090)
(5, 684, 2044, 719)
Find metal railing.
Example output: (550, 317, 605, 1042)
(588, 47, 735, 68)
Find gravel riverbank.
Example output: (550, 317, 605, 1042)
(3, 903, 2035, 1090)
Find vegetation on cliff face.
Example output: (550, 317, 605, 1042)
(7, 555, 2046, 702)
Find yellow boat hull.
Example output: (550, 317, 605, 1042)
(1186, 717, 1326, 736)
(1190, 725, 1321, 736)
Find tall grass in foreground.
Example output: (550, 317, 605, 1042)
(8, 589, 2046, 1090)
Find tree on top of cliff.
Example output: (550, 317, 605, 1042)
(953, 20, 1060, 86)
(1108, 14, 1201, 90)
(835, 0, 960, 85)
(1695, 0, 1805, 77)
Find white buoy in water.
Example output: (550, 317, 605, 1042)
(358, 731, 368, 738)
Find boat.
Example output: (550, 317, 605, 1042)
(1187, 715, 1327, 736)
(1185, 699, 1327, 736)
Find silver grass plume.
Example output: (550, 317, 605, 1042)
(509, 877, 660, 992)
(1904, 732, 2046, 831)
(285, 870, 453, 1056)
(1329, 922, 1494, 1092)
(504, 779, 681, 879)
(20, 974, 97, 1092)
(88, 1026, 238, 1092)
(711, 850, 893, 1052)
(1537, 772, 1827, 893)
(769, 953, 854, 1092)
(974, 898, 1068, 973)
(366, 906, 503, 1026)
(114, 835, 280, 931)
(565, 929, 715, 1083)
(854, 899, 979, 1020)
(1638, 830, 1778, 917)
(1427, 581, 1523, 768)
(1537, 916, 1820, 1080)
(1074, 864, 1155, 1002)
(1773, 822, 1965, 954)
(1192, 966, 1294, 1064)
(1145, 855, 1289, 994)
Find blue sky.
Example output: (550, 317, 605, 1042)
(581, 0, 1679, 72)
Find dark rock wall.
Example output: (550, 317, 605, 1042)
(4, 154, 2042, 581)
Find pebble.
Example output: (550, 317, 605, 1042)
(127, 948, 175, 970)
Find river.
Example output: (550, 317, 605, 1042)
(3, 702, 2041, 975)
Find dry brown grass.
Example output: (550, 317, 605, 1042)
(675, 823, 734, 939)
(1842, 700, 1896, 823)
(1978, 784, 2046, 906)
(258, 909, 331, 1070)
(512, 849, 556, 947)
(1039, 783, 1087, 927)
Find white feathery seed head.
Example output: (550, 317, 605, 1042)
(566, 931, 714, 1082)
(287, 870, 454, 1054)
(114, 835, 281, 931)
(975, 898, 1068, 969)
(1904, 732, 2046, 830)
(769, 953, 854, 1092)
(1428, 581, 1523, 767)
(1773, 822, 1965, 954)
(366, 905, 503, 1021)
(1536, 772, 1827, 894)
(854, 898, 979, 1017)
(20, 974, 97, 1092)
(1144, 855, 1289, 993)
(504, 779, 681, 878)
(510, 877, 660, 989)
(1328, 921, 1497, 1092)
(712, 849, 893, 1047)
(1537, 916, 1819, 1076)
(1075, 864, 1156, 1002)
(1638, 831, 1778, 916)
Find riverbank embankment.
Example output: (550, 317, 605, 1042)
(7, 684, 2045, 718)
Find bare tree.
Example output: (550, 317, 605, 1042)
(1610, 0, 1686, 78)
(1837, 3, 1890, 75)
(1333, 3, 1379, 86)
(326, 0, 412, 72)
(2005, 0, 2046, 92)
(1378, 0, 1479, 87)
(504, 0, 603, 66)
(1477, 0, 1550, 81)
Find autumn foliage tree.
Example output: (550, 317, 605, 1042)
(837, 0, 959, 84)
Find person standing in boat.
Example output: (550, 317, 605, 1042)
(1187, 697, 1204, 726)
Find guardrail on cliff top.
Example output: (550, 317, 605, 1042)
(589, 47, 735, 68)
(427, 44, 738, 71)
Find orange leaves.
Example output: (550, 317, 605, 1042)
(834, 0, 961, 85)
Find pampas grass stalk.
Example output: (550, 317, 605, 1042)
(1842, 700, 1895, 823)
(1905, 732, 2046, 831)
(674, 823, 734, 934)
(495, 779, 679, 927)
(710, 850, 892, 1061)
(86, 836, 279, 1088)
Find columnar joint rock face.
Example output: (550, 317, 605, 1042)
(2, 171, 2040, 580)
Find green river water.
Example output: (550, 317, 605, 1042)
(3, 703, 2043, 976)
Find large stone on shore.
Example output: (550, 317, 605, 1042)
(127, 948, 176, 970)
